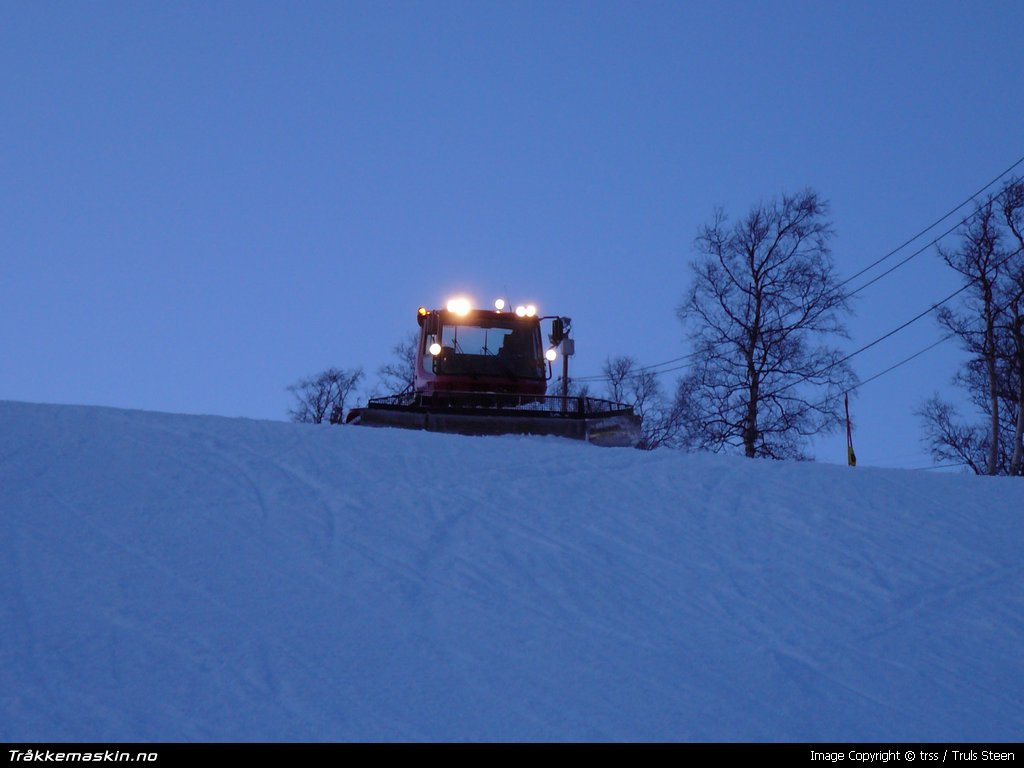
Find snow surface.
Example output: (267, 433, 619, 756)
(1, 400, 1022, 742)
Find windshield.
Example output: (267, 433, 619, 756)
(430, 318, 544, 379)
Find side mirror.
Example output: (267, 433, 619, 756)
(549, 317, 565, 346)
(422, 314, 439, 336)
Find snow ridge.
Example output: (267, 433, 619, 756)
(1, 401, 1021, 741)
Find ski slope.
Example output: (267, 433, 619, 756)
(1, 400, 1022, 741)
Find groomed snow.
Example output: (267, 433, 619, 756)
(1, 400, 1022, 741)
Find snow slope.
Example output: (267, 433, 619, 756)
(1, 400, 1022, 741)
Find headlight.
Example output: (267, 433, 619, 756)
(446, 297, 472, 316)
(515, 305, 527, 317)
(429, 342, 442, 356)
(545, 348, 558, 362)
(494, 298, 506, 310)
(526, 305, 537, 317)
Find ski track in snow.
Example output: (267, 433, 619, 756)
(1, 400, 1022, 741)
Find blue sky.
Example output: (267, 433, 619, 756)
(2, 1, 1022, 468)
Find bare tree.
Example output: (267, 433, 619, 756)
(1001, 179, 1024, 253)
(287, 367, 364, 424)
(546, 376, 591, 399)
(1000, 180, 1024, 473)
(377, 332, 418, 396)
(601, 355, 684, 450)
(917, 396, 989, 475)
(678, 189, 856, 459)
(934, 200, 1007, 474)
(921, 351, 1022, 476)
(1006, 298, 1024, 475)
(920, 180, 1024, 476)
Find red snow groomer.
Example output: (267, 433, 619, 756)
(346, 297, 641, 447)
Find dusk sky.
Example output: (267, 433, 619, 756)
(3, 1, 1022, 469)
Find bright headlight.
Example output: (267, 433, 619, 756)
(446, 297, 472, 316)
(429, 342, 442, 356)
(494, 298, 506, 310)
(515, 305, 527, 317)
(526, 305, 537, 317)
(545, 348, 558, 362)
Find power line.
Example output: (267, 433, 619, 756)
(841, 178, 1020, 299)
(573, 350, 700, 382)
(766, 247, 1023, 472)
(572, 245, 1021, 394)
(794, 244, 1024, 398)
(574, 274, 971, 387)
(800, 245, 1023, 410)
(570, 157, 1023, 385)
(846, 333, 955, 394)
(836, 154, 1024, 292)
(837, 286, 969, 369)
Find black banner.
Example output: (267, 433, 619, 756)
(2, 744, 1022, 765)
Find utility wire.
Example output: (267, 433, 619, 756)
(571, 156, 1023, 385)
(845, 333, 955, 394)
(574, 278, 970, 387)
(836, 154, 1024, 291)
(791, 244, 1023, 399)
(573, 350, 700, 382)
(770, 247, 1024, 477)
(573, 245, 1021, 393)
(795, 244, 1023, 417)
(841, 178, 1020, 299)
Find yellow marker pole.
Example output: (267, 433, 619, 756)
(845, 392, 857, 467)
